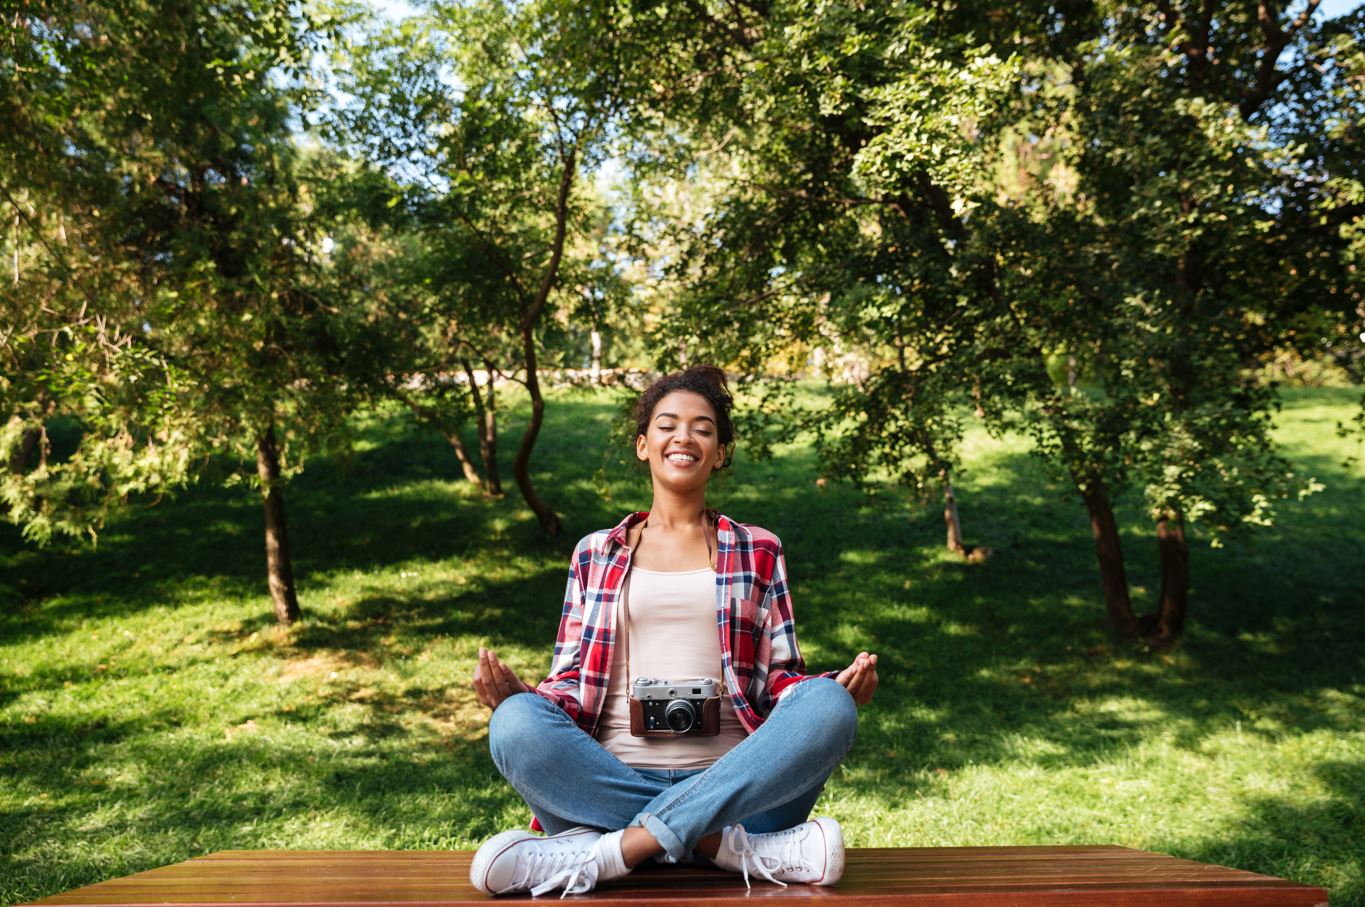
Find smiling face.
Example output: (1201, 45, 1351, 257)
(635, 390, 726, 487)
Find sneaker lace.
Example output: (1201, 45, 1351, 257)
(514, 847, 600, 898)
(728, 826, 816, 890)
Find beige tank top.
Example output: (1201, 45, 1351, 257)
(595, 565, 748, 768)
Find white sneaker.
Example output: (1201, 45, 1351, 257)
(713, 817, 844, 888)
(469, 826, 603, 897)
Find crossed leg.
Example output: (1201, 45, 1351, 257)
(488, 677, 858, 864)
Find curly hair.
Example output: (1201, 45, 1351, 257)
(633, 365, 736, 467)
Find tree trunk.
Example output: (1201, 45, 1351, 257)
(942, 469, 965, 553)
(9, 426, 41, 474)
(1149, 511, 1189, 643)
(1078, 477, 1138, 637)
(590, 329, 602, 384)
(462, 358, 502, 497)
(447, 431, 483, 487)
(513, 328, 562, 537)
(255, 425, 301, 626)
(9, 395, 54, 476)
(396, 388, 483, 489)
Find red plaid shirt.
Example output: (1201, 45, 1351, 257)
(534, 510, 833, 737)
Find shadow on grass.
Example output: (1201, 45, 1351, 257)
(1170, 757, 1364, 901)
(1, 676, 513, 905)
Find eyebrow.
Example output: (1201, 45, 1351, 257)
(654, 412, 716, 424)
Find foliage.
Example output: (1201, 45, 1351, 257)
(1, 1, 356, 547)
(608, 0, 1363, 639)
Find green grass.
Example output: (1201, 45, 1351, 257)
(2, 385, 1361, 905)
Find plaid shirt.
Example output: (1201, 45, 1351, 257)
(535, 510, 833, 737)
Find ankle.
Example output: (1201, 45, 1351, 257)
(620, 826, 665, 868)
(594, 830, 631, 882)
(695, 831, 722, 861)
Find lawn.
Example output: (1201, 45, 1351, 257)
(1, 384, 1361, 905)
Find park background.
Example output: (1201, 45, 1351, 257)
(2, 0, 1362, 905)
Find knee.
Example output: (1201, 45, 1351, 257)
(789, 677, 858, 753)
(488, 692, 553, 773)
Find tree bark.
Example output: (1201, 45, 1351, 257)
(513, 326, 562, 537)
(1078, 477, 1138, 637)
(447, 430, 483, 487)
(256, 425, 301, 626)
(396, 388, 483, 489)
(1149, 511, 1189, 643)
(590, 329, 602, 384)
(9, 426, 42, 474)
(462, 358, 502, 497)
(942, 469, 965, 554)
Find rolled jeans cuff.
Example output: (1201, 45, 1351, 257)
(634, 812, 688, 863)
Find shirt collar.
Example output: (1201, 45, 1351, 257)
(605, 511, 648, 547)
(604, 510, 740, 548)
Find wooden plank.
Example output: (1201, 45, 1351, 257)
(17, 848, 1330, 907)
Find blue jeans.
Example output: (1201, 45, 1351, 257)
(487, 676, 858, 862)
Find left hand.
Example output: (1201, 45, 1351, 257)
(835, 651, 879, 706)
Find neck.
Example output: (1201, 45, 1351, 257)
(645, 487, 708, 528)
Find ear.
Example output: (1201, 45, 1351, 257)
(635, 433, 649, 461)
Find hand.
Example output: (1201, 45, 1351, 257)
(472, 646, 531, 711)
(835, 651, 879, 706)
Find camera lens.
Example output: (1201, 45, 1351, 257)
(664, 699, 697, 732)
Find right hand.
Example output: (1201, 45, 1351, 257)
(472, 646, 531, 711)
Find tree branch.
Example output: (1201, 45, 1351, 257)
(1240, 0, 1321, 119)
(524, 137, 579, 330)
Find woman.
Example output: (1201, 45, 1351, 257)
(469, 366, 879, 897)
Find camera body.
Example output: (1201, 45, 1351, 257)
(628, 677, 722, 737)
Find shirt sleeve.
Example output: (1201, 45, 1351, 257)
(534, 536, 588, 722)
(756, 540, 837, 711)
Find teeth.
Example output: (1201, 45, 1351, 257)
(667, 453, 697, 462)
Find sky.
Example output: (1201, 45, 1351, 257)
(1317, 0, 1362, 18)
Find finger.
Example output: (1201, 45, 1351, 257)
(857, 670, 880, 705)
(495, 657, 524, 692)
(487, 650, 511, 686)
(478, 650, 499, 687)
(472, 674, 494, 709)
(835, 664, 856, 687)
(474, 649, 502, 708)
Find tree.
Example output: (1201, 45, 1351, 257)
(326, 0, 626, 536)
(1, 2, 197, 543)
(606, 0, 1360, 644)
(3, 0, 351, 625)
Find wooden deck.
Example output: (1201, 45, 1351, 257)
(18, 847, 1329, 906)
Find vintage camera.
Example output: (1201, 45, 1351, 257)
(628, 677, 722, 737)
